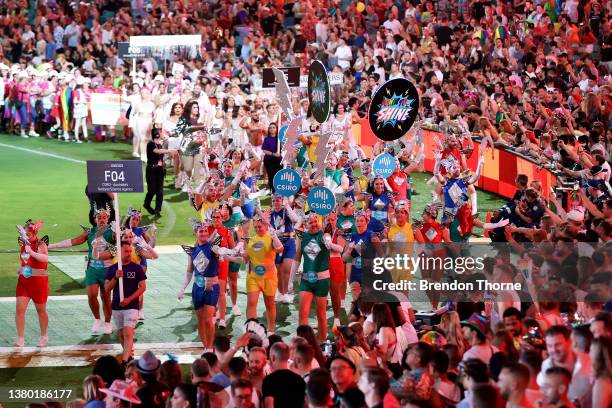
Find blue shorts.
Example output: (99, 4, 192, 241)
(349, 267, 362, 284)
(192, 283, 220, 310)
(275, 238, 296, 264)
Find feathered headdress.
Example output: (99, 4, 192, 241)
(189, 218, 207, 231)
(127, 207, 141, 217)
(93, 203, 111, 216)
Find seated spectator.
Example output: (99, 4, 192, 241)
(429, 351, 461, 406)
(497, 362, 535, 408)
(390, 342, 434, 401)
(457, 359, 490, 408)
(539, 367, 576, 408)
(262, 342, 306, 407)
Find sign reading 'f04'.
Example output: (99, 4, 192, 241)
(368, 78, 420, 142)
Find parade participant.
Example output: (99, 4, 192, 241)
(226, 216, 284, 334)
(324, 210, 348, 329)
(220, 203, 244, 317)
(72, 76, 88, 143)
(131, 88, 156, 162)
(172, 100, 206, 191)
(177, 220, 227, 351)
(336, 197, 356, 309)
(297, 213, 338, 341)
(208, 209, 235, 329)
(270, 194, 299, 304)
(387, 201, 423, 243)
(104, 241, 147, 364)
(12, 71, 32, 138)
(365, 175, 395, 223)
(262, 123, 282, 192)
(418, 204, 450, 310)
(14, 219, 49, 347)
(144, 128, 176, 218)
(324, 154, 350, 195)
(343, 211, 379, 302)
(162, 102, 183, 188)
(49, 205, 115, 334)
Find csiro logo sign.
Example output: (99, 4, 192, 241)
(278, 124, 288, 144)
(372, 153, 396, 178)
(308, 186, 336, 215)
(273, 169, 302, 197)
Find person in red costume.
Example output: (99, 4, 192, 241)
(14, 219, 50, 347)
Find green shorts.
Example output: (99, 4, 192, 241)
(229, 262, 240, 273)
(85, 267, 107, 287)
(299, 278, 330, 297)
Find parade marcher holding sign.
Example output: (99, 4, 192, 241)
(14, 220, 50, 347)
(49, 206, 115, 335)
(104, 240, 147, 364)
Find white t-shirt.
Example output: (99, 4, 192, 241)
(461, 343, 497, 364)
(383, 19, 402, 35)
(335, 45, 352, 70)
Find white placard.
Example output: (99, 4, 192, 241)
(130, 35, 201, 47)
(329, 72, 343, 85)
(172, 63, 185, 75)
(299, 75, 308, 89)
(91, 93, 122, 125)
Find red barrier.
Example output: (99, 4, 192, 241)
(356, 119, 557, 200)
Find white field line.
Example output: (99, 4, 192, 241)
(0, 143, 86, 164)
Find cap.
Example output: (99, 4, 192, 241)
(100, 380, 141, 404)
(566, 210, 584, 223)
(327, 355, 356, 372)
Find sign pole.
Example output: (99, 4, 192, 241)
(113, 193, 124, 301)
(132, 58, 136, 76)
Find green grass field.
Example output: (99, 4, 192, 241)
(0, 134, 506, 297)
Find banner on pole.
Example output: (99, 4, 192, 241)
(91, 93, 122, 126)
(87, 161, 144, 193)
(262, 67, 300, 88)
(328, 72, 344, 85)
(118, 42, 146, 60)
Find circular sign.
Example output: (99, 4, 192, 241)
(372, 153, 396, 178)
(368, 78, 420, 142)
(308, 60, 331, 124)
(278, 124, 288, 144)
(308, 186, 336, 216)
(273, 168, 302, 197)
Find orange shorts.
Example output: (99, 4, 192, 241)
(218, 259, 229, 281)
(16, 275, 49, 304)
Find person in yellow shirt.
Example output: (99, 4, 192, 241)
(226, 216, 284, 334)
(385, 201, 423, 282)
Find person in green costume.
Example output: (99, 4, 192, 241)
(49, 205, 115, 335)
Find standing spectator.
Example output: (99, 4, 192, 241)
(590, 336, 612, 408)
(496, 362, 535, 408)
(262, 342, 306, 407)
(461, 314, 496, 364)
(537, 326, 591, 406)
(82, 375, 105, 408)
(539, 367, 576, 408)
(135, 351, 169, 408)
(358, 367, 390, 408)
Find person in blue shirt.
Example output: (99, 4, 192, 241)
(342, 211, 381, 300)
(177, 220, 228, 352)
(365, 176, 394, 224)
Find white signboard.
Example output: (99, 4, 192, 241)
(91, 93, 122, 126)
(329, 72, 344, 85)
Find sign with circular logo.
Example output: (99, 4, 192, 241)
(273, 168, 302, 197)
(372, 153, 396, 178)
(368, 78, 420, 142)
(278, 124, 288, 144)
(308, 60, 331, 124)
(308, 186, 336, 216)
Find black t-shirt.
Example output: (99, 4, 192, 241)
(105, 262, 146, 310)
(147, 141, 164, 166)
(262, 369, 305, 408)
(293, 35, 307, 53)
(435, 25, 453, 46)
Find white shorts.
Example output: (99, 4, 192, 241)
(113, 309, 138, 329)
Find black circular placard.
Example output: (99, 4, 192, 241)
(368, 78, 420, 141)
(308, 60, 331, 124)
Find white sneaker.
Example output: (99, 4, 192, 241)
(74, 138, 82, 143)
(282, 293, 292, 304)
(138, 310, 145, 320)
(232, 304, 242, 316)
(37, 336, 48, 347)
(20, 130, 28, 138)
(275, 292, 282, 302)
(103, 322, 113, 334)
(218, 319, 226, 329)
(132, 152, 140, 158)
(333, 318, 341, 329)
(91, 319, 102, 334)
(13, 336, 24, 347)
(29, 130, 39, 137)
